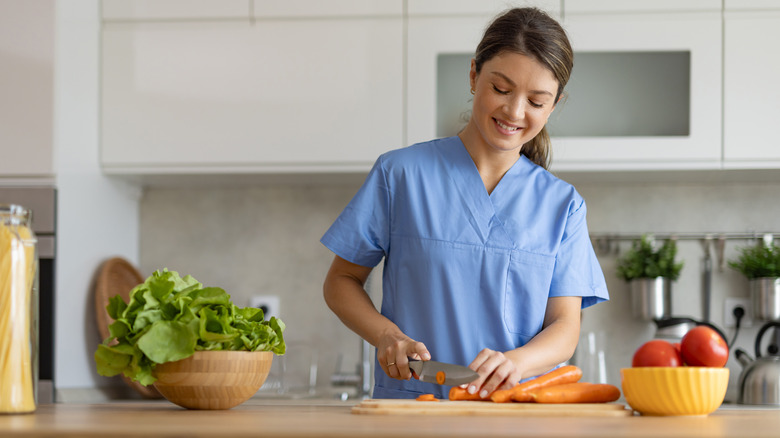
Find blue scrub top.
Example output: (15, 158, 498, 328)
(321, 136, 609, 399)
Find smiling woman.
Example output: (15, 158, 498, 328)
(321, 7, 607, 401)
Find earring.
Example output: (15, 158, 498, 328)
(470, 88, 475, 95)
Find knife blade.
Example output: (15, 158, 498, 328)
(408, 360, 478, 386)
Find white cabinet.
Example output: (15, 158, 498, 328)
(565, 0, 721, 14)
(408, 0, 560, 16)
(551, 12, 722, 170)
(724, 0, 780, 10)
(723, 9, 780, 167)
(101, 0, 249, 21)
(101, 3, 403, 173)
(0, 0, 54, 178)
(408, 7, 722, 171)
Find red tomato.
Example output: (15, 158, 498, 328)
(680, 326, 729, 367)
(632, 339, 683, 367)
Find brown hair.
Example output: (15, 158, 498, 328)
(474, 8, 573, 170)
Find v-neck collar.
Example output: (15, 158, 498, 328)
(436, 137, 528, 247)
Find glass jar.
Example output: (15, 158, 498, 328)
(0, 204, 38, 413)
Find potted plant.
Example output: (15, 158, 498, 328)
(616, 234, 684, 320)
(729, 242, 780, 321)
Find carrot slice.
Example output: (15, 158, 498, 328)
(435, 371, 446, 385)
(491, 365, 583, 403)
(416, 393, 439, 402)
(531, 382, 620, 404)
(448, 386, 486, 401)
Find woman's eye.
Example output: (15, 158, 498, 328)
(492, 85, 510, 95)
(529, 100, 544, 108)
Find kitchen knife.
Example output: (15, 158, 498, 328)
(408, 360, 478, 386)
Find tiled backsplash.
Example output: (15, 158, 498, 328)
(139, 178, 780, 401)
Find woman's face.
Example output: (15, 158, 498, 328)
(468, 52, 559, 155)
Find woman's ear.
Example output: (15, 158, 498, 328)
(469, 59, 477, 92)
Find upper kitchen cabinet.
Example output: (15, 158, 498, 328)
(407, 0, 560, 16)
(548, 12, 722, 170)
(101, 1, 404, 174)
(101, 0, 250, 21)
(723, 5, 780, 167)
(406, 1, 559, 147)
(564, 0, 721, 14)
(0, 0, 54, 179)
(411, 6, 723, 171)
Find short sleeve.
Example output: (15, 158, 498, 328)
(548, 198, 609, 309)
(320, 157, 391, 268)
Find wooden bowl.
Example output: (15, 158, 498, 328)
(153, 350, 273, 410)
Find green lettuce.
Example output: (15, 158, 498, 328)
(94, 269, 285, 385)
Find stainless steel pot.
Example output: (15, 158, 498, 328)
(737, 321, 780, 406)
(630, 277, 671, 321)
(751, 278, 780, 321)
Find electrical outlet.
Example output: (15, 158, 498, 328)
(248, 295, 280, 319)
(724, 297, 752, 328)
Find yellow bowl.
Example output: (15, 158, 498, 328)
(153, 350, 272, 410)
(621, 367, 728, 416)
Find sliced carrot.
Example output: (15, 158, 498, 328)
(435, 371, 446, 385)
(415, 393, 439, 402)
(448, 386, 486, 401)
(531, 382, 620, 404)
(491, 365, 583, 403)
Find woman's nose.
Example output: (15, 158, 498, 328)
(503, 97, 525, 121)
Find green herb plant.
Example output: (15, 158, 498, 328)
(728, 243, 780, 279)
(615, 234, 684, 282)
(94, 269, 286, 386)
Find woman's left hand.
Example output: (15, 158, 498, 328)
(464, 348, 523, 399)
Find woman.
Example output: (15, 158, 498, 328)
(321, 7, 608, 399)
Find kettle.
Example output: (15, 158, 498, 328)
(736, 321, 780, 406)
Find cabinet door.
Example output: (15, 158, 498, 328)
(723, 11, 780, 166)
(553, 13, 722, 169)
(101, 18, 403, 172)
(725, 0, 780, 10)
(565, 0, 721, 14)
(101, 0, 249, 21)
(408, 0, 560, 16)
(253, 0, 402, 17)
(0, 0, 54, 177)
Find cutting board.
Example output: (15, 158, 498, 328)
(352, 399, 632, 417)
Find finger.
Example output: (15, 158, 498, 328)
(478, 361, 515, 398)
(394, 351, 412, 380)
(465, 349, 496, 396)
(412, 342, 431, 362)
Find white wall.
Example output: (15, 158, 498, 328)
(53, 0, 141, 397)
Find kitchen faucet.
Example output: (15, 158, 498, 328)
(330, 337, 372, 399)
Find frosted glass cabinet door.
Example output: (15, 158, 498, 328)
(552, 13, 722, 170)
(723, 11, 780, 166)
(101, 19, 403, 173)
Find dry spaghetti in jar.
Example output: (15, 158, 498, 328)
(0, 204, 38, 413)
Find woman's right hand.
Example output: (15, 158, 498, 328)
(377, 331, 431, 380)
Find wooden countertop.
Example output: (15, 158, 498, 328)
(1, 400, 779, 438)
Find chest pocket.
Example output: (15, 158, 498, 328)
(504, 250, 556, 337)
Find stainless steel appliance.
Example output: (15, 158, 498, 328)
(736, 321, 780, 406)
(0, 187, 56, 403)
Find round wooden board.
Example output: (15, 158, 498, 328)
(94, 257, 162, 399)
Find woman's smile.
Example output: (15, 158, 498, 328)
(494, 118, 523, 134)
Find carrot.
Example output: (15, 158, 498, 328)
(415, 393, 439, 402)
(490, 365, 583, 403)
(531, 382, 620, 404)
(435, 371, 446, 385)
(448, 386, 486, 401)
